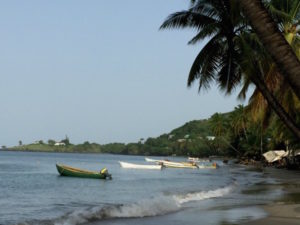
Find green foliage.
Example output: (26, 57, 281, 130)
(101, 143, 126, 154)
(160, 0, 300, 161)
(48, 139, 55, 146)
(6, 103, 298, 159)
(61, 136, 70, 146)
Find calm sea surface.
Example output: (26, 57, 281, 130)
(0, 151, 283, 225)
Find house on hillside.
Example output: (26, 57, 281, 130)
(206, 136, 215, 141)
(54, 142, 66, 146)
(168, 134, 175, 140)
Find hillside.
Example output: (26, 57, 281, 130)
(5, 116, 219, 157)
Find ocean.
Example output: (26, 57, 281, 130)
(0, 151, 284, 225)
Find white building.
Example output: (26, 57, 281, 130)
(54, 142, 66, 146)
(206, 136, 215, 141)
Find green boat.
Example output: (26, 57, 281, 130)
(56, 164, 112, 179)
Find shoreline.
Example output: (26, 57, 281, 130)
(242, 167, 300, 225)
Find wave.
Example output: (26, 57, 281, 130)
(174, 185, 233, 204)
(18, 185, 234, 225)
(53, 196, 180, 225)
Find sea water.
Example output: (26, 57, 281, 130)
(0, 151, 283, 225)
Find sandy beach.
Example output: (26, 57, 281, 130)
(243, 167, 300, 225)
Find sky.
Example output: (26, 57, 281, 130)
(0, 0, 250, 147)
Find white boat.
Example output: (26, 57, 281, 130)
(119, 161, 162, 170)
(188, 157, 210, 163)
(145, 157, 163, 163)
(161, 160, 198, 169)
(197, 162, 218, 169)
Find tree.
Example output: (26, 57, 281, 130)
(240, 0, 300, 100)
(236, 35, 300, 139)
(229, 105, 248, 138)
(48, 139, 55, 146)
(236, 0, 300, 139)
(61, 135, 70, 146)
(209, 113, 227, 137)
(19, 140, 22, 146)
(160, 0, 300, 140)
(160, 0, 243, 94)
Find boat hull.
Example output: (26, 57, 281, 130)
(145, 157, 163, 163)
(119, 161, 162, 170)
(197, 164, 218, 169)
(187, 157, 210, 163)
(56, 164, 111, 179)
(161, 161, 198, 169)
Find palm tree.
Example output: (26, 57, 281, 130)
(240, 0, 300, 100)
(209, 112, 241, 155)
(229, 105, 248, 140)
(237, 0, 300, 139)
(160, 0, 244, 94)
(210, 113, 227, 137)
(236, 32, 300, 139)
(160, 0, 300, 140)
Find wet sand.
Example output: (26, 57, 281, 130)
(243, 167, 300, 225)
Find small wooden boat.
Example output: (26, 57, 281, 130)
(145, 157, 163, 163)
(56, 164, 111, 179)
(187, 157, 210, 163)
(197, 162, 218, 169)
(119, 161, 162, 170)
(161, 160, 198, 169)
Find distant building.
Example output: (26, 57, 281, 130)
(206, 136, 215, 141)
(184, 134, 190, 139)
(54, 142, 66, 146)
(168, 134, 175, 140)
(177, 139, 186, 143)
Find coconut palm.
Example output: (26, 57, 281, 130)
(238, 0, 300, 138)
(160, 0, 300, 140)
(236, 31, 300, 139)
(240, 0, 300, 100)
(229, 105, 249, 139)
(160, 0, 244, 93)
(209, 113, 227, 137)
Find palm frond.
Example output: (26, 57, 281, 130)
(237, 76, 252, 100)
(218, 50, 241, 94)
(187, 34, 223, 91)
(188, 24, 220, 44)
(160, 11, 217, 30)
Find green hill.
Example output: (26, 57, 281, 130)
(6, 115, 225, 157)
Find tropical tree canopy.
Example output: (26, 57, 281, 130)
(160, 0, 300, 141)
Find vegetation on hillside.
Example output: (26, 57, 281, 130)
(7, 104, 299, 160)
(160, 0, 300, 166)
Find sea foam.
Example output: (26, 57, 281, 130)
(53, 185, 234, 225)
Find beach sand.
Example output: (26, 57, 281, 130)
(243, 167, 300, 225)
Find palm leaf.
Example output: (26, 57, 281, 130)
(160, 11, 217, 30)
(187, 34, 223, 91)
(188, 23, 220, 44)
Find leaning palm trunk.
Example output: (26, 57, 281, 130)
(240, 0, 300, 100)
(250, 73, 300, 140)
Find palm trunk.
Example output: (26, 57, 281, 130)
(240, 0, 300, 100)
(250, 74, 300, 140)
(242, 122, 248, 141)
(260, 123, 263, 159)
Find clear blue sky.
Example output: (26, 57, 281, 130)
(0, 0, 248, 147)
